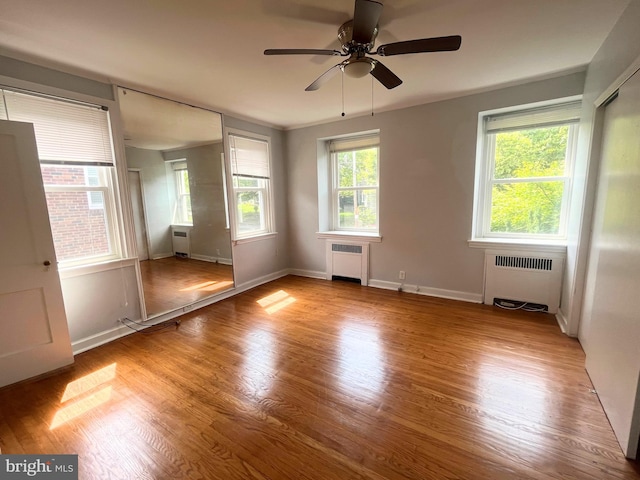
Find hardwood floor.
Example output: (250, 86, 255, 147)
(1, 276, 638, 479)
(139, 257, 234, 316)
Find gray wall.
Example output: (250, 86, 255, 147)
(285, 72, 585, 298)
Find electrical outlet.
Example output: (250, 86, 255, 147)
(216, 248, 221, 256)
(399, 271, 406, 280)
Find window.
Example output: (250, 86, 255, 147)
(170, 160, 192, 224)
(85, 166, 104, 209)
(473, 100, 580, 240)
(330, 134, 379, 232)
(0, 88, 121, 266)
(228, 131, 274, 239)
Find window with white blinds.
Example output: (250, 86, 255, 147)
(1, 89, 115, 166)
(227, 131, 274, 239)
(229, 134, 271, 179)
(1, 88, 121, 266)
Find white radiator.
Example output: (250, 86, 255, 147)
(484, 251, 564, 313)
(326, 241, 369, 286)
(171, 226, 191, 258)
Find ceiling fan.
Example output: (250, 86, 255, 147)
(264, 0, 462, 91)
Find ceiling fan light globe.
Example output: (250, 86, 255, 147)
(345, 61, 373, 78)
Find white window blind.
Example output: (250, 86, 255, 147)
(170, 160, 188, 171)
(329, 134, 379, 153)
(229, 134, 270, 179)
(485, 101, 582, 133)
(1, 89, 114, 166)
(0, 96, 7, 120)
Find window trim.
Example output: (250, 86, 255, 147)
(329, 133, 380, 234)
(472, 96, 581, 243)
(225, 128, 275, 241)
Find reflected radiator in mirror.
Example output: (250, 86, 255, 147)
(171, 226, 191, 258)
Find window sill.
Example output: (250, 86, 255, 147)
(233, 232, 278, 245)
(59, 257, 138, 279)
(468, 238, 566, 254)
(317, 231, 382, 243)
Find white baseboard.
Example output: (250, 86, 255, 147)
(152, 253, 174, 260)
(555, 308, 573, 336)
(190, 253, 216, 263)
(288, 268, 327, 280)
(72, 324, 136, 355)
(368, 279, 483, 303)
(190, 254, 233, 265)
(234, 269, 290, 293)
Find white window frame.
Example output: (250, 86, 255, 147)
(85, 166, 105, 209)
(43, 166, 120, 265)
(329, 134, 380, 234)
(226, 129, 275, 241)
(472, 98, 581, 242)
(169, 160, 192, 225)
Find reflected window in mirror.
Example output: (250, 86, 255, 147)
(228, 130, 275, 239)
(169, 160, 192, 225)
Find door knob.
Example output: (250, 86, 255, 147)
(43, 260, 51, 266)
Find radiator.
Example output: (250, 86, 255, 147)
(326, 241, 369, 285)
(484, 251, 564, 313)
(171, 226, 191, 258)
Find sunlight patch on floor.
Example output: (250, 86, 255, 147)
(61, 363, 117, 403)
(50, 386, 113, 430)
(257, 290, 296, 314)
(180, 280, 234, 292)
(50, 363, 117, 430)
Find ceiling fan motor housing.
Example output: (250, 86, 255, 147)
(338, 20, 378, 55)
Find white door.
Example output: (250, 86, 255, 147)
(128, 170, 149, 261)
(0, 120, 73, 388)
(583, 70, 640, 458)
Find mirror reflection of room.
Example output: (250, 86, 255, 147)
(118, 87, 233, 318)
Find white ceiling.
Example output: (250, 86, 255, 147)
(0, 0, 631, 130)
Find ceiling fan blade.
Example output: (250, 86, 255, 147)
(305, 64, 343, 91)
(370, 60, 402, 89)
(352, 0, 383, 44)
(264, 49, 343, 56)
(375, 35, 462, 56)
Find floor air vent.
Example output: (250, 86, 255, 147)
(326, 241, 369, 286)
(484, 251, 564, 314)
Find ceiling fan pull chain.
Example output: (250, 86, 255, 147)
(341, 69, 346, 117)
(371, 75, 374, 116)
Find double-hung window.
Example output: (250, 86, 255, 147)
(170, 160, 192, 224)
(330, 134, 379, 232)
(228, 131, 274, 239)
(0, 88, 121, 266)
(473, 100, 580, 240)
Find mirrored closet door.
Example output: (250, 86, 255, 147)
(118, 87, 233, 318)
